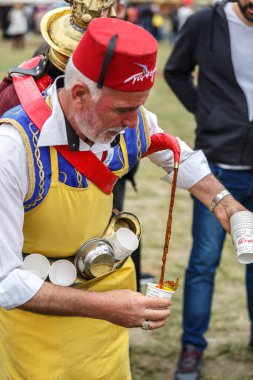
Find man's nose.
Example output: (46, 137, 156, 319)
(121, 110, 138, 129)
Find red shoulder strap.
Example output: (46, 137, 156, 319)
(13, 75, 52, 131)
(56, 146, 118, 194)
(12, 56, 57, 131)
(12, 58, 118, 195)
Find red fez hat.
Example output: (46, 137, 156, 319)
(72, 18, 158, 92)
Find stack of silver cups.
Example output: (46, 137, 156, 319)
(23, 227, 140, 285)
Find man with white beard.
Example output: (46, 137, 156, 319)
(0, 17, 246, 380)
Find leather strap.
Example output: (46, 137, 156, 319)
(12, 56, 53, 131)
(13, 74, 52, 131)
(9, 55, 49, 78)
(97, 34, 118, 89)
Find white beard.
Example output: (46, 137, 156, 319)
(74, 109, 125, 144)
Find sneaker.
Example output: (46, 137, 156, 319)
(174, 344, 203, 380)
(139, 273, 156, 286)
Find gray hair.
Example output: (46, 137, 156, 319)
(64, 57, 102, 102)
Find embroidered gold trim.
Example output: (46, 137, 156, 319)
(117, 145, 124, 167)
(23, 123, 45, 209)
(111, 108, 150, 178)
(113, 134, 129, 177)
(0, 118, 35, 201)
(140, 106, 151, 150)
(59, 171, 68, 184)
(75, 169, 83, 188)
(45, 95, 52, 109)
(136, 118, 142, 161)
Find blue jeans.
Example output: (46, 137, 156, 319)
(182, 162, 253, 352)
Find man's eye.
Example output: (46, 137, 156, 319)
(116, 108, 137, 114)
(116, 109, 128, 114)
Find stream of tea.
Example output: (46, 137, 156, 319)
(158, 167, 179, 288)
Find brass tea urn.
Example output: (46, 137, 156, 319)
(40, 0, 117, 71)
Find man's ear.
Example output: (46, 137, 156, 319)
(71, 83, 90, 108)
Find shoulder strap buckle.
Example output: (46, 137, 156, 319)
(9, 55, 49, 79)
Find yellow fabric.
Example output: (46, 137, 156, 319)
(23, 147, 114, 257)
(0, 146, 136, 380)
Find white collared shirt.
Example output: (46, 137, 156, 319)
(0, 80, 210, 309)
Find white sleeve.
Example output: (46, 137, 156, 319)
(143, 108, 211, 189)
(0, 124, 44, 310)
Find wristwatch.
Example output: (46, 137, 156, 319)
(208, 190, 231, 213)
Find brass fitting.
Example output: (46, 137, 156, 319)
(40, 0, 117, 71)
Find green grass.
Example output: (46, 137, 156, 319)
(0, 35, 252, 380)
(124, 42, 253, 380)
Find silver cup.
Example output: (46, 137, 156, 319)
(74, 238, 115, 279)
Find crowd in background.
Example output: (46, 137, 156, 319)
(0, 1, 252, 380)
(125, 0, 196, 42)
(0, 0, 215, 49)
(0, 3, 65, 47)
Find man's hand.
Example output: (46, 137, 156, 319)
(189, 173, 246, 233)
(94, 289, 172, 329)
(21, 283, 171, 330)
(213, 195, 246, 233)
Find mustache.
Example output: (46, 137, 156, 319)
(245, 2, 253, 8)
(106, 127, 127, 134)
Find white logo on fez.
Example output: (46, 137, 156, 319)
(124, 63, 156, 85)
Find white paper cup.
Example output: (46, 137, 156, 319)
(49, 260, 77, 286)
(23, 254, 50, 281)
(230, 211, 253, 264)
(146, 282, 175, 299)
(108, 227, 139, 260)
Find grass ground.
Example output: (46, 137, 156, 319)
(1, 33, 252, 380)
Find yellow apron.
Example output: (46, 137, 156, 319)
(0, 146, 136, 380)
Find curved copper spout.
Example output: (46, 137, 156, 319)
(143, 132, 181, 168)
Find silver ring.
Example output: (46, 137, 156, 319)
(141, 320, 150, 330)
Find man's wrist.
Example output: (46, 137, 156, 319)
(208, 190, 231, 213)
